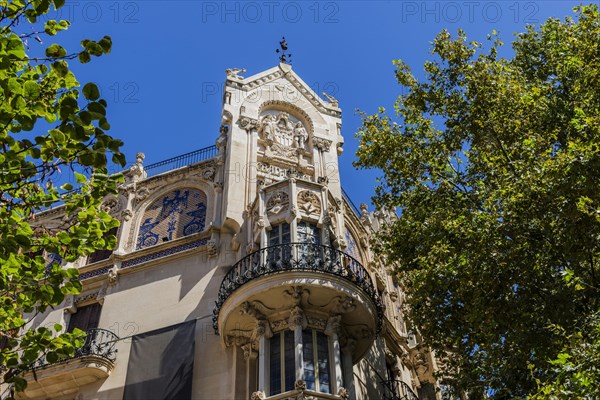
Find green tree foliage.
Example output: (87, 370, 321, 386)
(0, 0, 125, 394)
(355, 5, 599, 398)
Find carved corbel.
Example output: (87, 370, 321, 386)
(207, 239, 218, 257)
(238, 116, 260, 132)
(121, 209, 133, 222)
(294, 379, 307, 391)
(313, 137, 332, 152)
(63, 295, 76, 314)
(107, 266, 119, 284)
(288, 305, 308, 329)
(338, 387, 349, 399)
(213, 182, 224, 193)
(251, 391, 266, 400)
(242, 342, 258, 360)
(283, 286, 310, 307)
(255, 319, 273, 339)
(133, 186, 151, 207)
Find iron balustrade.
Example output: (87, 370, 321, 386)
(212, 243, 384, 334)
(381, 380, 420, 400)
(144, 145, 218, 177)
(31, 328, 118, 369)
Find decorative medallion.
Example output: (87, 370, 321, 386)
(266, 191, 289, 215)
(297, 190, 321, 216)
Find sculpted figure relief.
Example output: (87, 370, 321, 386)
(258, 114, 278, 143)
(258, 112, 309, 154)
(293, 121, 307, 149)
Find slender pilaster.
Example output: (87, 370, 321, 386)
(341, 337, 357, 400)
(258, 335, 267, 392)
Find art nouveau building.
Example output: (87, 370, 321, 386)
(11, 64, 440, 400)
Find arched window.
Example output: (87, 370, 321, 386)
(344, 228, 362, 263)
(136, 188, 207, 250)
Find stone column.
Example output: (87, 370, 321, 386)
(325, 315, 343, 393)
(256, 320, 270, 393)
(341, 337, 357, 400)
(242, 343, 258, 399)
(289, 305, 307, 384)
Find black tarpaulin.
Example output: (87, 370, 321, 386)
(123, 320, 196, 400)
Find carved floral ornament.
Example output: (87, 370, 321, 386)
(297, 190, 321, 215)
(266, 190, 289, 215)
(313, 137, 332, 152)
(100, 196, 123, 216)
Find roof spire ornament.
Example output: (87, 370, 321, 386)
(276, 36, 292, 65)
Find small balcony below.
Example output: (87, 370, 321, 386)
(17, 329, 118, 400)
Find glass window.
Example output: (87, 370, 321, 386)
(67, 303, 102, 333)
(269, 330, 295, 395)
(297, 222, 322, 265)
(268, 223, 291, 267)
(269, 223, 290, 246)
(302, 330, 331, 393)
(297, 221, 321, 245)
(270, 329, 331, 395)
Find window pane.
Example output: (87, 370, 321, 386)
(269, 334, 281, 395)
(303, 330, 316, 390)
(67, 303, 102, 333)
(281, 223, 290, 244)
(317, 332, 331, 393)
(284, 330, 295, 392)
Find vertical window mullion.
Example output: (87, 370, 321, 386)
(313, 330, 319, 392)
(280, 332, 285, 393)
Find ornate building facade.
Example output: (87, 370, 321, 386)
(11, 64, 440, 400)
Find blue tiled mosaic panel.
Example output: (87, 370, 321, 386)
(137, 188, 207, 250)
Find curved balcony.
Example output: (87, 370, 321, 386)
(17, 329, 118, 400)
(213, 243, 384, 362)
(381, 380, 419, 400)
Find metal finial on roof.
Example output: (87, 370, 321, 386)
(276, 36, 292, 65)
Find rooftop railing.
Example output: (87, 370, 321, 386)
(341, 187, 361, 218)
(144, 145, 218, 177)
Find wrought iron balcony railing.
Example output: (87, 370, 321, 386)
(31, 328, 118, 369)
(381, 380, 420, 400)
(213, 243, 384, 334)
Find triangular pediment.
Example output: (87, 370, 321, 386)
(225, 63, 341, 118)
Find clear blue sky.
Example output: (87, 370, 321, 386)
(32, 0, 584, 207)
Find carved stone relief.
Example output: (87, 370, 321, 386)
(313, 137, 332, 152)
(100, 196, 123, 216)
(266, 191, 289, 215)
(297, 190, 321, 216)
(256, 112, 312, 166)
